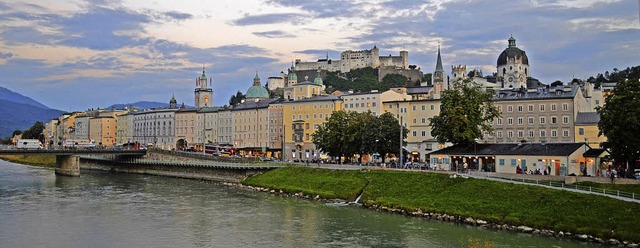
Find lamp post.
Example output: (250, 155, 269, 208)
(474, 138, 479, 171)
(375, 139, 379, 164)
(399, 115, 403, 167)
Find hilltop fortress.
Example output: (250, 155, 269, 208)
(294, 45, 408, 72)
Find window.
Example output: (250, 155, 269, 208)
(518, 130, 524, 138)
(540, 104, 545, 112)
(507, 118, 513, 125)
(528, 105, 534, 112)
(497, 131, 503, 138)
(528, 117, 534, 125)
(412, 131, 417, 137)
(563, 130, 570, 137)
(528, 130, 534, 138)
(540, 130, 546, 138)
(499, 159, 505, 166)
(497, 118, 503, 125)
(578, 128, 584, 135)
(551, 130, 557, 137)
(517, 105, 523, 112)
(511, 159, 517, 166)
(412, 106, 416, 111)
(517, 117, 523, 125)
(551, 104, 557, 111)
(431, 105, 434, 110)
(372, 102, 376, 107)
(540, 117, 546, 124)
(563, 116, 569, 124)
(422, 118, 426, 124)
(507, 131, 513, 138)
(422, 105, 426, 110)
(551, 117, 557, 124)
(562, 103, 568, 111)
(507, 105, 513, 112)
(422, 131, 426, 137)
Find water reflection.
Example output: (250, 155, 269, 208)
(0, 160, 596, 247)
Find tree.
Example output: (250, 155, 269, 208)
(429, 79, 500, 145)
(421, 73, 433, 86)
(21, 121, 45, 141)
(551, 80, 564, 87)
(228, 91, 245, 106)
(312, 110, 407, 163)
(597, 78, 640, 172)
(11, 130, 22, 137)
(381, 73, 408, 89)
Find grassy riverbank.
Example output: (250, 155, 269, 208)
(0, 155, 56, 167)
(244, 167, 640, 242)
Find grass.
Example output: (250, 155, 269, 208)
(244, 167, 640, 242)
(0, 155, 56, 167)
(243, 166, 368, 200)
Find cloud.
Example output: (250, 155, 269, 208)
(231, 13, 309, 26)
(58, 7, 151, 50)
(156, 11, 194, 22)
(0, 52, 13, 59)
(252, 30, 296, 38)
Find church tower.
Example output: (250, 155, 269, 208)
(194, 67, 213, 108)
(429, 45, 449, 93)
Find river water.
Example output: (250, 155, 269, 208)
(0, 160, 597, 247)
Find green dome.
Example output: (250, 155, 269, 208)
(200, 67, 207, 81)
(288, 71, 297, 81)
(246, 85, 269, 99)
(313, 69, 323, 85)
(170, 96, 177, 104)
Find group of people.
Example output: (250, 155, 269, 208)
(516, 165, 552, 175)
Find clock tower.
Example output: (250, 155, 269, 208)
(195, 67, 213, 108)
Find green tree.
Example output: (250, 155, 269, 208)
(429, 79, 500, 145)
(597, 78, 640, 171)
(11, 130, 22, 137)
(228, 91, 245, 106)
(421, 73, 432, 86)
(381, 73, 408, 88)
(21, 121, 45, 140)
(313, 111, 407, 163)
(312, 110, 351, 162)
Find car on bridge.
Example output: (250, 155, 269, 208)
(16, 139, 43, 149)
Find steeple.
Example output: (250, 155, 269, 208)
(253, 71, 261, 86)
(435, 44, 444, 72)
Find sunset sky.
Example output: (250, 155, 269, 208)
(0, 0, 638, 111)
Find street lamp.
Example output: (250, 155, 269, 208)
(474, 138, 479, 172)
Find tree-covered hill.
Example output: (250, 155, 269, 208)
(324, 67, 409, 93)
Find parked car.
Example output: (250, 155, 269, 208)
(634, 169, 640, 180)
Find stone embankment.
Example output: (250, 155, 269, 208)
(222, 182, 639, 248)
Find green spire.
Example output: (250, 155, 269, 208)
(435, 44, 443, 72)
(200, 67, 207, 81)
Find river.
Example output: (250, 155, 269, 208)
(0, 160, 597, 247)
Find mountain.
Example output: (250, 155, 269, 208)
(0, 88, 65, 138)
(0, 87, 50, 109)
(108, 101, 193, 110)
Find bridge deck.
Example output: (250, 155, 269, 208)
(0, 149, 147, 155)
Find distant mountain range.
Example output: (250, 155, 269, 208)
(107, 101, 193, 110)
(0, 87, 65, 138)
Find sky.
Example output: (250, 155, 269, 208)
(0, 0, 638, 111)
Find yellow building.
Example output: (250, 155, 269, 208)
(232, 98, 279, 156)
(89, 116, 117, 147)
(282, 95, 343, 162)
(175, 108, 198, 149)
(383, 99, 443, 162)
(268, 100, 285, 158)
(574, 112, 606, 147)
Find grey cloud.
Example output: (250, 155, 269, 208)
(159, 11, 193, 21)
(231, 13, 308, 26)
(252, 30, 296, 38)
(0, 52, 14, 59)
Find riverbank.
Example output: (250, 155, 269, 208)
(243, 167, 640, 245)
(0, 155, 56, 167)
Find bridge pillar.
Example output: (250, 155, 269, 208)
(55, 155, 80, 176)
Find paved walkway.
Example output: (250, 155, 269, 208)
(461, 172, 640, 203)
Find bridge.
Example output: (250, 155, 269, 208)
(0, 148, 147, 176)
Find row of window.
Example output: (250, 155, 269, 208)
(492, 129, 571, 139)
(501, 103, 569, 113)
(344, 102, 376, 108)
(495, 116, 570, 125)
(292, 103, 334, 110)
(292, 113, 331, 121)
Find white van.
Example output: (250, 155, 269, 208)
(16, 139, 43, 149)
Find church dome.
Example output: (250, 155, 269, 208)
(497, 36, 528, 66)
(246, 85, 269, 99)
(288, 70, 297, 81)
(169, 96, 177, 104)
(313, 69, 323, 85)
